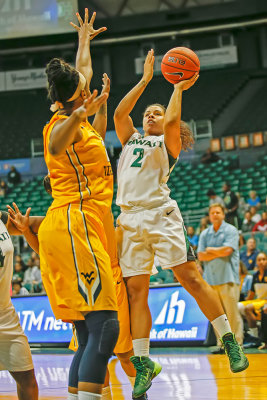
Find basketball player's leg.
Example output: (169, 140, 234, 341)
(10, 369, 38, 400)
(126, 274, 152, 340)
(172, 261, 249, 372)
(125, 275, 161, 397)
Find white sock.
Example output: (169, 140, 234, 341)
(132, 338, 150, 357)
(102, 386, 112, 400)
(79, 391, 101, 400)
(211, 314, 232, 338)
(68, 394, 78, 400)
(248, 327, 258, 337)
(127, 375, 135, 388)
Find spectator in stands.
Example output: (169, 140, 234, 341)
(0, 179, 8, 197)
(240, 237, 259, 271)
(201, 148, 220, 164)
(236, 192, 248, 217)
(22, 257, 36, 292)
(12, 279, 29, 296)
(7, 166, 21, 186)
(31, 257, 43, 293)
(249, 206, 261, 224)
(223, 182, 239, 228)
(187, 226, 199, 250)
(247, 190, 261, 209)
(239, 261, 253, 301)
(252, 211, 267, 232)
(12, 262, 24, 282)
(206, 189, 224, 207)
(195, 216, 210, 236)
(241, 211, 255, 233)
(197, 203, 243, 351)
(14, 254, 26, 271)
(238, 252, 267, 340)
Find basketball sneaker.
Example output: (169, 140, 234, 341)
(132, 392, 148, 400)
(130, 356, 162, 398)
(221, 332, 249, 373)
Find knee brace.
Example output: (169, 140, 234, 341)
(99, 318, 120, 358)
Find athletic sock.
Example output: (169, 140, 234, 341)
(127, 375, 135, 388)
(211, 314, 232, 338)
(78, 391, 101, 400)
(248, 327, 258, 337)
(132, 338, 150, 357)
(68, 393, 78, 400)
(102, 386, 112, 400)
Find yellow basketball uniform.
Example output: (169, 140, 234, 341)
(69, 210, 132, 353)
(38, 113, 117, 321)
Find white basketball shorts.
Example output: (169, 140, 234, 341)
(0, 305, 33, 372)
(116, 200, 195, 277)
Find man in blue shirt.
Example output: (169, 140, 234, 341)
(198, 203, 243, 351)
(240, 237, 259, 271)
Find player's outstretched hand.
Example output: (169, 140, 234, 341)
(174, 73, 199, 91)
(70, 8, 107, 41)
(100, 73, 110, 99)
(142, 49, 155, 84)
(7, 202, 31, 233)
(75, 90, 108, 119)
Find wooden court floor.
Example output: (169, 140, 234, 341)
(0, 349, 266, 400)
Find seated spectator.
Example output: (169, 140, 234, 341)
(249, 206, 261, 224)
(238, 252, 267, 339)
(241, 211, 255, 233)
(12, 279, 29, 296)
(187, 226, 199, 250)
(0, 179, 8, 197)
(236, 192, 248, 217)
(252, 211, 267, 232)
(32, 256, 43, 293)
(22, 257, 36, 292)
(201, 148, 220, 164)
(247, 190, 261, 209)
(195, 216, 210, 236)
(239, 261, 253, 301)
(14, 254, 26, 271)
(222, 182, 239, 228)
(12, 262, 24, 282)
(7, 165, 21, 186)
(206, 189, 224, 207)
(240, 237, 259, 271)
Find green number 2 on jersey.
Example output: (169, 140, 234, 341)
(130, 148, 144, 168)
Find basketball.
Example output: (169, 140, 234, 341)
(161, 47, 200, 84)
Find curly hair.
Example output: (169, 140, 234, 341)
(45, 58, 79, 108)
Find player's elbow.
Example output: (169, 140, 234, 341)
(224, 247, 234, 256)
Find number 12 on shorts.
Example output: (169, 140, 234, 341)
(130, 148, 144, 168)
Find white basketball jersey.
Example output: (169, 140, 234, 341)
(116, 132, 177, 209)
(0, 220, 14, 310)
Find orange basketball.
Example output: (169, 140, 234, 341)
(161, 47, 200, 84)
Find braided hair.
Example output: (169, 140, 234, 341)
(45, 58, 79, 109)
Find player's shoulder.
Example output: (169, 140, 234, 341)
(223, 221, 238, 234)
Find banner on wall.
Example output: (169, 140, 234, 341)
(135, 45, 238, 74)
(5, 69, 46, 91)
(12, 285, 209, 344)
(0, 158, 31, 174)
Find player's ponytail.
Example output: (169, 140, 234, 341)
(180, 120, 194, 151)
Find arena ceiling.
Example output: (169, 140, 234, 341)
(82, 0, 235, 18)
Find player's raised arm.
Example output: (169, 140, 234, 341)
(92, 73, 110, 139)
(71, 9, 107, 95)
(114, 49, 155, 145)
(164, 73, 198, 159)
